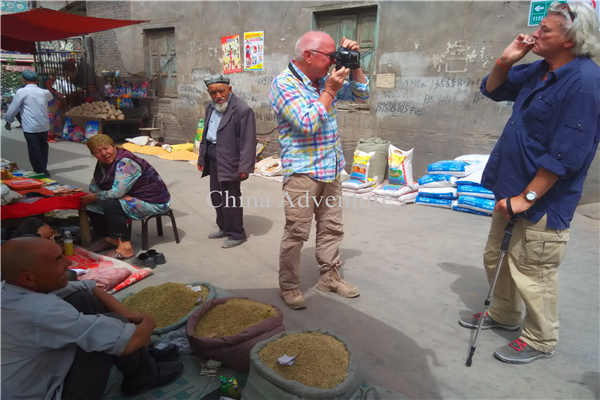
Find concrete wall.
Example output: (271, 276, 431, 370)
(87, 1, 599, 203)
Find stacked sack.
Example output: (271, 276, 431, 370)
(451, 155, 495, 216)
(415, 160, 467, 209)
(370, 145, 418, 206)
(342, 137, 389, 198)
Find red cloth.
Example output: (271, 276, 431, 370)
(1, 8, 147, 52)
(1, 192, 86, 220)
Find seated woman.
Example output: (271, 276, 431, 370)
(80, 134, 171, 259)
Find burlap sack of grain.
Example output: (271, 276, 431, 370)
(186, 297, 285, 372)
(242, 330, 361, 400)
(122, 281, 216, 335)
(355, 137, 390, 184)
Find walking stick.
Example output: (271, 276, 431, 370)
(466, 214, 517, 367)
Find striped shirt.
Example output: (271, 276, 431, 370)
(269, 62, 369, 182)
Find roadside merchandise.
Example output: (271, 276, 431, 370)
(417, 154, 494, 217)
(69, 247, 153, 293)
(387, 145, 414, 186)
(187, 297, 285, 372)
(243, 330, 361, 399)
(354, 137, 390, 184)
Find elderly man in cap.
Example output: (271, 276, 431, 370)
(197, 75, 257, 248)
(5, 70, 54, 176)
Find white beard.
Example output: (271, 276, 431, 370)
(214, 101, 229, 113)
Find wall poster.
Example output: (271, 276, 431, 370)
(243, 31, 264, 71)
(221, 34, 242, 74)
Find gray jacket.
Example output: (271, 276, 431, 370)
(198, 93, 257, 182)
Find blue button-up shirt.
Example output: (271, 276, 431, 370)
(480, 57, 600, 230)
(1, 280, 135, 400)
(5, 84, 53, 133)
(205, 108, 223, 144)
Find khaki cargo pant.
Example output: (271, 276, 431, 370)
(485, 211, 569, 353)
(279, 174, 344, 290)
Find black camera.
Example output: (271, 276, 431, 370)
(334, 47, 361, 70)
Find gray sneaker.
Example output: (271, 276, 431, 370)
(222, 238, 246, 248)
(208, 230, 227, 239)
(494, 338, 555, 364)
(458, 311, 520, 331)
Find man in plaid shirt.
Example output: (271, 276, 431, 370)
(269, 31, 369, 310)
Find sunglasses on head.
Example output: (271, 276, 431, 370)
(556, 3, 576, 21)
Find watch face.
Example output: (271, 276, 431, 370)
(526, 192, 536, 201)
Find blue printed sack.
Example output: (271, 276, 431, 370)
(418, 187, 458, 200)
(456, 184, 494, 199)
(427, 160, 474, 177)
(415, 194, 453, 208)
(418, 174, 457, 188)
(456, 195, 495, 213)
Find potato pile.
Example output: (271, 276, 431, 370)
(66, 101, 125, 120)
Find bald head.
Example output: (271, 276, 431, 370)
(1, 238, 44, 282)
(294, 31, 335, 61)
(1, 238, 70, 292)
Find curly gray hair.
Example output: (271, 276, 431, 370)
(548, 1, 600, 57)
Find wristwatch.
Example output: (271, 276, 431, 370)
(525, 190, 538, 202)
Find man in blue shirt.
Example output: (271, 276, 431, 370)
(5, 70, 54, 176)
(459, 1, 600, 364)
(1, 237, 183, 398)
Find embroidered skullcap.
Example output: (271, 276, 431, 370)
(22, 70, 37, 81)
(86, 134, 114, 154)
(204, 74, 230, 87)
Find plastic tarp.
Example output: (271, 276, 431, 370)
(1, 8, 147, 53)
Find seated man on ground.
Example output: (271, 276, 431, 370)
(1, 237, 183, 399)
(80, 134, 171, 259)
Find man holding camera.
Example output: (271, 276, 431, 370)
(269, 31, 369, 310)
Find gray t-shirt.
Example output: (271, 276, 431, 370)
(1, 280, 135, 400)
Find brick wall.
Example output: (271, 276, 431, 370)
(86, 2, 131, 74)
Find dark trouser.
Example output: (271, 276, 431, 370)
(61, 290, 156, 400)
(206, 143, 246, 241)
(88, 199, 131, 241)
(23, 131, 49, 173)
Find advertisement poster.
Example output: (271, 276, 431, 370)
(221, 34, 242, 74)
(243, 31, 264, 71)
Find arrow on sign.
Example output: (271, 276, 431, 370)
(534, 5, 545, 11)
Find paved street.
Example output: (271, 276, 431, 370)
(2, 128, 598, 399)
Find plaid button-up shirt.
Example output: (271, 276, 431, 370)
(269, 62, 369, 182)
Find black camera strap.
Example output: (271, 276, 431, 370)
(288, 62, 304, 83)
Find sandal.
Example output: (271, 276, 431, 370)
(104, 249, 135, 260)
(87, 240, 117, 253)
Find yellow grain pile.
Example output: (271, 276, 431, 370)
(194, 298, 278, 338)
(123, 282, 205, 328)
(258, 332, 349, 389)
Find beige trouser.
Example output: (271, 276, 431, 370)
(279, 174, 344, 291)
(484, 211, 569, 352)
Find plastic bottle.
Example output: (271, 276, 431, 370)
(194, 118, 204, 154)
(63, 230, 74, 256)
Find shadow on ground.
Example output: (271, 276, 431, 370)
(244, 214, 273, 237)
(227, 286, 441, 399)
(440, 262, 523, 342)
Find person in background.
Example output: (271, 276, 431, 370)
(1, 237, 183, 399)
(197, 75, 257, 249)
(4, 70, 53, 176)
(80, 134, 171, 259)
(11, 216, 57, 241)
(458, 1, 600, 364)
(269, 31, 369, 309)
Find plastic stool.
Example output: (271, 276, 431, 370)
(128, 209, 180, 250)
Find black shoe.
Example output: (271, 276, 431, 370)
(121, 360, 184, 396)
(149, 343, 179, 362)
(152, 252, 166, 265)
